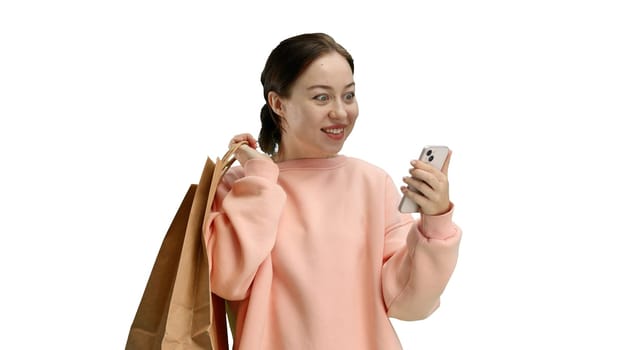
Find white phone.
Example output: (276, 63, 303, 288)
(398, 145, 450, 213)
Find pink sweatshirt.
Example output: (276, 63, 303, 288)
(204, 155, 461, 350)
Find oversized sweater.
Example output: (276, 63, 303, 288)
(204, 155, 461, 350)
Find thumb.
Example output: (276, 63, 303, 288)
(441, 149, 452, 175)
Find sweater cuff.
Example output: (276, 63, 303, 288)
(420, 202, 457, 240)
(243, 158, 280, 183)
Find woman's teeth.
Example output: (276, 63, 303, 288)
(323, 128, 344, 134)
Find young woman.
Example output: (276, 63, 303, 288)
(204, 33, 461, 350)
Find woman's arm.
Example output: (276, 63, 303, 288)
(381, 174, 462, 320)
(204, 158, 286, 300)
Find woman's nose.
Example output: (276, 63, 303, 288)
(329, 100, 348, 120)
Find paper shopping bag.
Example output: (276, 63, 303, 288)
(126, 142, 247, 350)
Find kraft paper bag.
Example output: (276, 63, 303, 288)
(126, 142, 246, 350)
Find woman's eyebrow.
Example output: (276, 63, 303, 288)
(307, 82, 355, 91)
(307, 84, 333, 91)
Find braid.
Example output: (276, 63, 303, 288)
(258, 104, 281, 155)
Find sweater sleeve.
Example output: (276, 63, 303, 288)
(381, 175, 462, 321)
(204, 158, 286, 301)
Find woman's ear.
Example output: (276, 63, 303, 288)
(268, 91, 286, 118)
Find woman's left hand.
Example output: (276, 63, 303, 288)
(400, 150, 452, 216)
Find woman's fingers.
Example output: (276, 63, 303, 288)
(409, 168, 441, 191)
(403, 161, 451, 215)
(229, 133, 271, 166)
(403, 174, 435, 200)
(230, 133, 258, 149)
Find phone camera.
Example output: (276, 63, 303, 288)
(426, 149, 434, 162)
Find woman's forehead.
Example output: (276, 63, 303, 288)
(296, 53, 354, 89)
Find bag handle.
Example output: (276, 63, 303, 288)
(221, 141, 248, 174)
(206, 141, 249, 211)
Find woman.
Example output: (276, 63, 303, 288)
(204, 33, 461, 350)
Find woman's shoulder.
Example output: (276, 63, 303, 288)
(344, 156, 389, 176)
(346, 157, 386, 174)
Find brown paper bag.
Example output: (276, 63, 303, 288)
(126, 142, 246, 350)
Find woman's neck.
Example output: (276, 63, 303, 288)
(272, 152, 338, 163)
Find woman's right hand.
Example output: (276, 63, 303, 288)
(229, 133, 271, 166)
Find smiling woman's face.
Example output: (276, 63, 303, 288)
(270, 51, 359, 161)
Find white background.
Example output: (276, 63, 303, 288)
(1, 1, 621, 349)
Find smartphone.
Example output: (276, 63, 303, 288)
(398, 145, 450, 213)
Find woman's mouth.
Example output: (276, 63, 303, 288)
(321, 127, 346, 140)
(322, 127, 344, 135)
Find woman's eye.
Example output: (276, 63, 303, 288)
(344, 92, 355, 101)
(314, 94, 329, 102)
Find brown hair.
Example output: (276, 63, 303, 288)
(258, 33, 354, 155)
